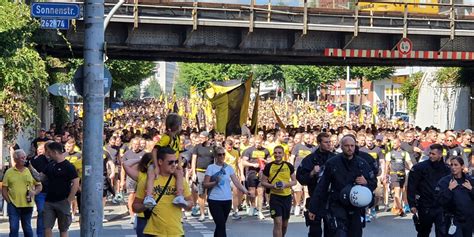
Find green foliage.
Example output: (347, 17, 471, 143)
(122, 85, 140, 101)
(0, 1, 48, 141)
(144, 79, 162, 98)
(282, 65, 343, 92)
(349, 66, 395, 81)
(400, 72, 423, 115)
(435, 67, 461, 86)
(253, 65, 284, 82)
(106, 60, 156, 91)
(179, 63, 251, 92)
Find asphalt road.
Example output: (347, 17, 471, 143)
(0, 208, 431, 237)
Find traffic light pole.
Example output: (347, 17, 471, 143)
(80, 0, 105, 235)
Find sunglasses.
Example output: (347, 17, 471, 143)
(167, 160, 179, 165)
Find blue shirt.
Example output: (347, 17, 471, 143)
(205, 164, 235, 201)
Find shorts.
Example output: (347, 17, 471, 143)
(292, 181, 303, 192)
(43, 200, 72, 232)
(389, 173, 406, 189)
(196, 171, 206, 196)
(269, 194, 292, 220)
(246, 171, 260, 188)
(127, 177, 137, 193)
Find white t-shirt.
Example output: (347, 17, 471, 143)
(205, 164, 235, 201)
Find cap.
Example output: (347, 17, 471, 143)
(375, 135, 383, 141)
(200, 131, 210, 137)
(40, 128, 46, 131)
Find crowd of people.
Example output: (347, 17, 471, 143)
(2, 97, 474, 237)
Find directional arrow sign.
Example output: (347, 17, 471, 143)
(31, 3, 80, 19)
(48, 83, 79, 97)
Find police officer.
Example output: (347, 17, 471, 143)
(308, 135, 377, 237)
(436, 156, 474, 237)
(296, 132, 335, 237)
(407, 143, 450, 237)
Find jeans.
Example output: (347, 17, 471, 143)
(136, 216, 147, 237)
(7, 202, 34, 237)
(208, 199, 232, 237)
(35, 192, 47, 237)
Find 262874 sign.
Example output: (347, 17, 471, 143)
(40, 19, 69, 30)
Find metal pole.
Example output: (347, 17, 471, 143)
(346, 66, 350, 122)
(69, 96, 75, 122)
(81, 0, 105, 235)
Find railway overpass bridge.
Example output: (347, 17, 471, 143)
(36, 1, 474, 66)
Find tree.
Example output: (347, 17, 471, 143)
(122, 85, 140, 101)
(349, 66, 395, 109)
(0, 1, 48, 142)
(400, 72, 422, 116)
(106, 60, 156, 91)
(144, 79, 162, 98)
(178, 63, 251, 93)
(282, 65, 343, 93)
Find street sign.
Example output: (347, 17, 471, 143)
(73, 65, 113, 97)
(40, 19, 69, 30)
(48, 83, 79, 97)
(31, 3, 80, 19)
(398, 38, 413, 55)
(346, 81, 359, 89)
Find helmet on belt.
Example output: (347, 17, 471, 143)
(349, 185, 373, 207)
(340, 185, 373, 208)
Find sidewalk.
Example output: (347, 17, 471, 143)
(0, 201, 130, 233)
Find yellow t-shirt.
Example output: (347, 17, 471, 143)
(269, 143, 290, 161)
(225, 149, 240, 174)
(135, 171, 148, 218)
(262, 161, 294, 197)
(139, 175, 191, 237)
(157, 134, 181, 158)
(2, 167, 38, 208)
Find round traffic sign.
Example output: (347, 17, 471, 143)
(73, 65, 113, 97)
(398, 38, 413, 55)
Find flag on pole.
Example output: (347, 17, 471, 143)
(250, 84, 260, 135)
(271, 106, 286, 131)
(206, 76, 252, 136)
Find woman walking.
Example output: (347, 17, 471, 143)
(203, 146, 253, 237)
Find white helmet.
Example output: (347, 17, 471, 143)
(349, 185, 373, 207)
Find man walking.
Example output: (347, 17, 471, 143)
(407, 144, 450, 237)
(261, 146, 296, 237)
(2, 149, 42, 237)
(43, 142, 80, 237)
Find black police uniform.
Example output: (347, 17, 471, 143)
(296, 148, 335, 237)
(436, 174, 474, 237)
(407, 159, 450, 237)
(309, 153, 377, 237)
(356, 148, 379, 179)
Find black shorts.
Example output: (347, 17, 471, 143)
(269, 194, 292, 220)
(389, 174, 406, 189)
(246, 171, 260, 188)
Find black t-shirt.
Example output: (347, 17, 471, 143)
(30, 155, 51, 193)
(44, 159, 78, 202)
(243, 146, 270, 173)
(105, 145, 119, 164)
(193, 143, 214, 170)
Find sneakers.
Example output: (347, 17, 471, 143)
(208, 208, 213, 220)
(198, 215, 206, 222)
(143, 195, 156, 209)
(294, 205, 301, 216)
(231, 211, 241, 220)
(365, 214, 372, 223)
(172, 195, 188, 208)
(191, 205, 200, 216)
(246, 207, 253, 217)
(258, 211, 265, 220)
(403, 204, 410, 214)
(113, 192, 124, 204)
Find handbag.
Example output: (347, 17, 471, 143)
(265, 162, 285, 194)
(144, 175, 173, 220)
(208, 164, 227, 195)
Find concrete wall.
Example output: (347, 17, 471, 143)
(415, 68, 470, 130)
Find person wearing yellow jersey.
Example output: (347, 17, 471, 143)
(2, 149, 42, 237)
(64, 138, 82, 221)
(144, 113, 187, 210)
(273, 131, 290, 161)
(124, 153, 152, 237)
(223, 138, 244, 220)
(261, 146, 296, 237)
(133, 147, 193, 237)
